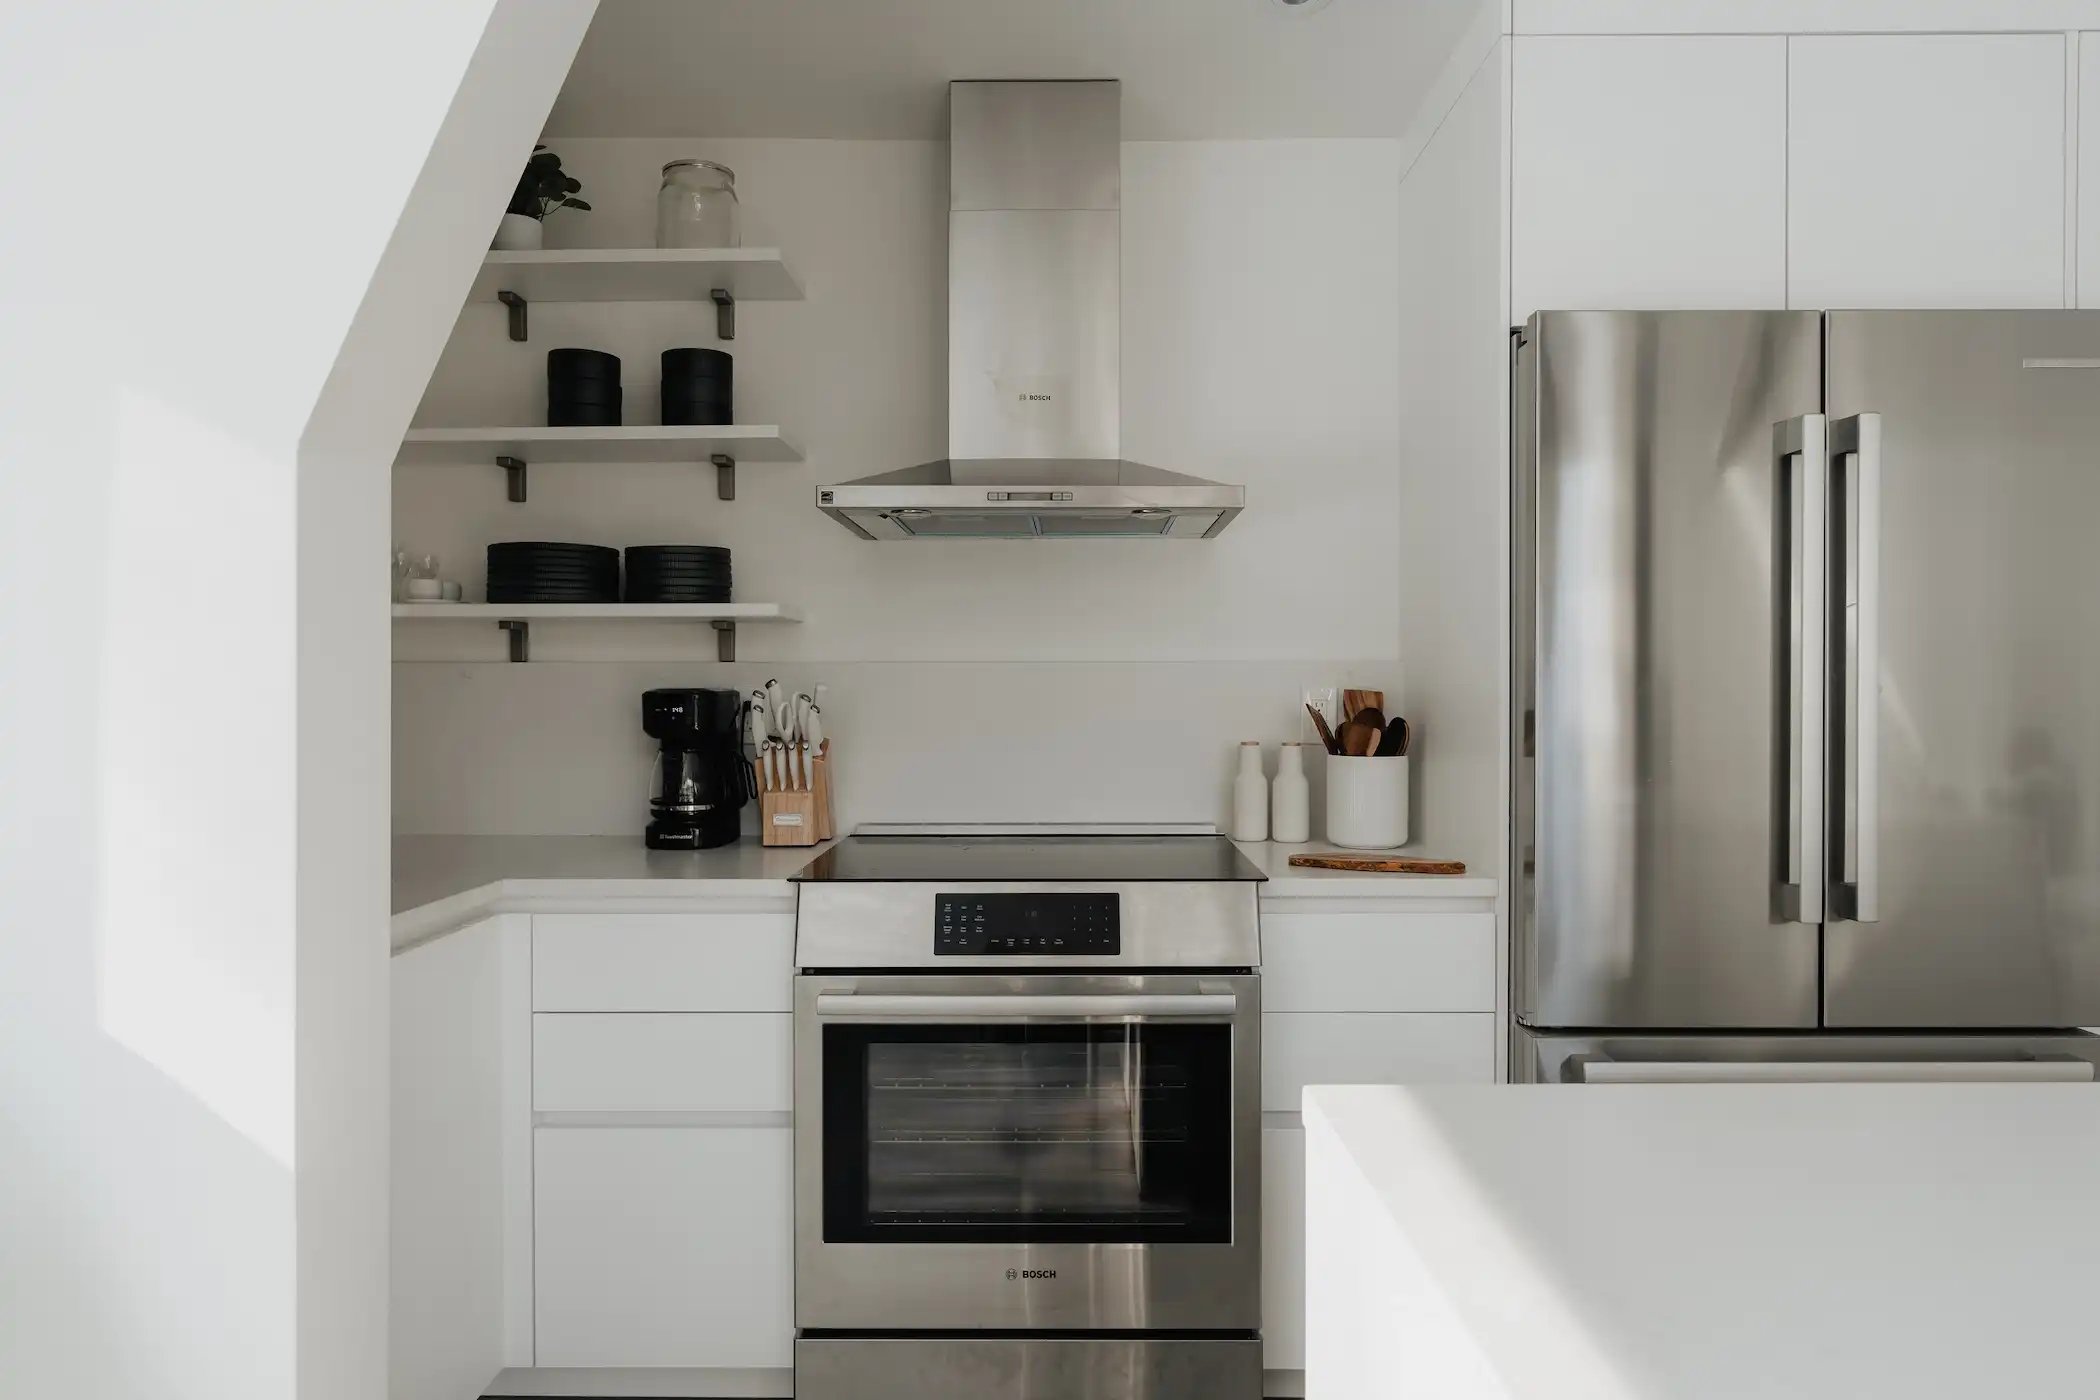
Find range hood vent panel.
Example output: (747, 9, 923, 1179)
(817, 80, 1245, 541)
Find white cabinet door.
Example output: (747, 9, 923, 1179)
(533, 912, 793, 1012)
(2080, 34, 2099, 308)
(1512, 35, 1787, 317)
(1262, 911, 1495, 1013)
(1263, 1014, 1495, 1109)
(532, 1012, 794, 1112)
(1790, 34, 2067, 308)
(534, 1126, 794, 1369)
(1262, 1124, 1308, 1376)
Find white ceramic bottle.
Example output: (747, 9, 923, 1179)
(1231, 742, 1270, 842)
(1271, 742, 1310, 844)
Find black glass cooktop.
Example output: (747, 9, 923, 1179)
(793, 834, 1266, 884)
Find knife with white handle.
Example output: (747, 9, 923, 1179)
(804, 703, 824, 753)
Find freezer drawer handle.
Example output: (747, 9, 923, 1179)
(1831, 413, 1882, 922)
(1775, 414, 1829, 925)
(814, 992, 1237, 1020)
(1564, 1056, 2093, 1084)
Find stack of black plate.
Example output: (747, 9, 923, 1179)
(660, 348, 732, 426)
(625, 545, 732, 603)
(548, 348, 622, 428)
(487, 541, 620, 603)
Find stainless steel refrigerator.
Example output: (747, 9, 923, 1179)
(1511, 310, 2100, 1083)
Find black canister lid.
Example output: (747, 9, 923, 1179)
(547, 347, 622, 382)
(661, 347, 733, 379)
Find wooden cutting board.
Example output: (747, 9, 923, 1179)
(1287, 854, 1468, 875)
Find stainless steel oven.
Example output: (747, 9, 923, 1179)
(790, 833, 1266, 1400)
(794, 971, 1261, 1330)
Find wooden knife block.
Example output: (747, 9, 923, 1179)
(757, 743, 835, 847)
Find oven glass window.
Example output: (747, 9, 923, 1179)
(822, 1024, 1235, 1243)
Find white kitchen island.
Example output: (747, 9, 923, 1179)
(1304, 1084, 2100, 1400)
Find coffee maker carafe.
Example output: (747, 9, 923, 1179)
(642, 688, 750, 849)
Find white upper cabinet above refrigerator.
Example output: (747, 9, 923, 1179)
(2080, 33, 2100, 308)
(1512, 36, 1788, 318)
(1788, 34, 2069, 309)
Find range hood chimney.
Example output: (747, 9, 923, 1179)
(817, 80, 1246, 540)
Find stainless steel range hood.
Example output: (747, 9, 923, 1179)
(817, 80, 1245, 540)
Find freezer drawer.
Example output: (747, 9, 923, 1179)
(1511, 1027, 2100, 1084)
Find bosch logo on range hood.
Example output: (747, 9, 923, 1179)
(816, 80, 1245, 540)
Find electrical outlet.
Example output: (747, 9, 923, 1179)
(1302, 686, 1338, 732)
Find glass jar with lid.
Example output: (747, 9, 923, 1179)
(656, 160, 741, 248)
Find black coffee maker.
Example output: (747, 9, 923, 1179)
(642, 688, 750, 850)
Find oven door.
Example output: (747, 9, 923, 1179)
(794, 972, 1261, 1332)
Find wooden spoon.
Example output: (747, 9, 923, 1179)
(1354, 705, 1387, 733)
(1338, 721, 1378, 757)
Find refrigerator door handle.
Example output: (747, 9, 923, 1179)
(1831, 413, 1882, 922)
(1775, 414, 1828, 925)
(1564, 1054, 2094, 1084)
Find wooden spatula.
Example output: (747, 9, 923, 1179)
(1306, 702, 1341, 755)
(1342, 689, 1384, 724)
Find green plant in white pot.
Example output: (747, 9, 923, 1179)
(492, 146, 590, 251)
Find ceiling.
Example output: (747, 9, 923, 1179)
(546, 0, 1480, 140)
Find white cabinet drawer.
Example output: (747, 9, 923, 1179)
(1262, 1014, 1494, 1109)
(1262, 912, 1494, 1012)
(533, 913, 792, 1012)
(533, 1014, 792, 1113)
(534, 1126, 793, 1368)
(1262, 1124, 1307, 1373)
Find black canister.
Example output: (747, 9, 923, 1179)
(548, 348, 623, 428)
(660, 347, 733, 426)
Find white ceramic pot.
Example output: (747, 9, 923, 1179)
(1325, 755, 1409, 849)
(492, 212, 544, 251)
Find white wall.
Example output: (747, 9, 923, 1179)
(394, 136, 1406, 835)
(1393, 41, 1511, 879)
(0, 3, 589, 1397)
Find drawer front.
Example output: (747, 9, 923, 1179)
(535, 1125, 793, 1368)
(533, 1013, 793, 1113)
(1262, 911, 1495, 1012)
(533, 913, 793, 1012)
(1262, 1014, 1495, 1109)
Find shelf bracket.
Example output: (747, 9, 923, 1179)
(497, 289, 528, 341)
(499, 620, 530, 662)
(711, 287, 735, 341)
(712, 452, 736, 501)
(498, 454, 528, 503)
(712, 619, 736, 663)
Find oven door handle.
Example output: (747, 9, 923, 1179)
(813, 992, 1238, 1019)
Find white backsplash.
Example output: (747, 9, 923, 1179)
(394, 135, 1406, 836)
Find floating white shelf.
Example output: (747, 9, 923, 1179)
(393, 603, 800, 622)
(392, 602, 801, 662)
(395, 425, 802, 501)
(469, 248, 803, 306)
(395, 425, 803, 466)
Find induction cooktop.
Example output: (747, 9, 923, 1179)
(792, 833, 1266, 884)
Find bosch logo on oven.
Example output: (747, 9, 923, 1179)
(1007, 1268, 1058, 1280)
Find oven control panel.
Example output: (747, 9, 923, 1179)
(935, 893, 1121, 956)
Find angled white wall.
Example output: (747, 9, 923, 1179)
(0, 2, 591, 1396)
